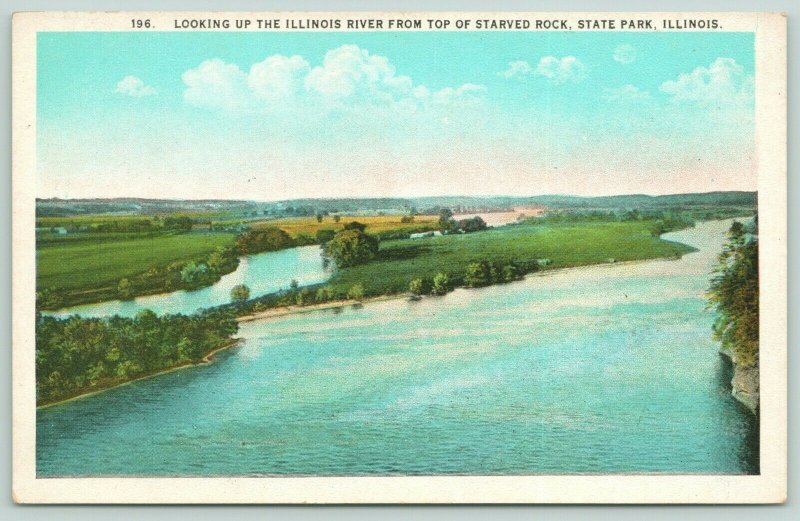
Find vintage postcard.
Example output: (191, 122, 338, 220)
(12, 11, 786, 503)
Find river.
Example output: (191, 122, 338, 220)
(36, 219, 758, 476)
(43, 245, 330, 319)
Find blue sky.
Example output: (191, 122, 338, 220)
(37, 31, 756, 199)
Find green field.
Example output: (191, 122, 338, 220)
(325, 220, 696, 297)
(37, 233, 235, 292)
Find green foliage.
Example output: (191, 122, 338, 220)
(708, 220, 759, 368)
(36, 309, 238, 405)
(315, 287, 334, 303)
(465, 261, 493, 287)
(457, 216, 488, 233)
(431, 272, 452, 295)
(230, 284, 250, 303)
(409, 278, 430, 296)
(438, 208, 455, 231)
(347, 283, 365, 301)
(36, 234, 236, 294)
(180, 262, 209, 286)
(235, 227, 295, 255)
(342, 221, 367, 232)
(295, 288, 313, 306)
(326, 229, 380, 268)
(315, 229, 336, 244)
(326, 220, 694, 298)
(117, 278, 134, 300)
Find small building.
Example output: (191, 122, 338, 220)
(409, 231, 442, 240)
(52, 227, 67, 235)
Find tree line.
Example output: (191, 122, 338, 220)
(36, 309, 239, 405)
(707, 219, 759, 368)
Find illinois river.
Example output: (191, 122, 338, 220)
(36, 219, 758, 476)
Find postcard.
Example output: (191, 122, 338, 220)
(12, 11, 787, 503)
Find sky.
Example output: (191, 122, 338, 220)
(37, 31, 756, 200)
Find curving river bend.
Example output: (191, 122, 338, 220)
(36, 219, 758, 476)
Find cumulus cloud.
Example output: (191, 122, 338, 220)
(182, 59, 250, 111)
(603, 84, 650, 103)
(115, 76, 156, 97)
(248, 55, 309, 102)
(659, 58, 754, 106)
(500, 60, 533, 79)
(534, 56, 585, 84)
(182, 45, 485, 113)
(613, 44, 636, 64)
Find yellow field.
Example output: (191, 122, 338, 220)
(251, 214, 438, 237)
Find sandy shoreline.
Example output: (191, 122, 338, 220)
(236, 256, 681, 324)
(236, 294, 404, 323)
(37, 338, 242, 410)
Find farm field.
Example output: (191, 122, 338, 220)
(251, 214, 438, 238)
(37, 233, 235, 292)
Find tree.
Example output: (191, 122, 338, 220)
(290, 279, 299, 290)
(501, 263, 519, 282)
(326, 229, 379, 268)
(333, 215, 341, 223)
(117, 278, 134, 300)
(347, 283, 365, 301)
(431, 272, 452, 295)
(343, 221, 367, 232)
(180, 262, 210, 286)
(316, 213, 324, 223)
(465, 261, 493, 287)
(438, 208, 455, 231)
(457, 216, 488, 233)
(236, 228, 294, 255)
(316, 229, 336, 244)
(230, 284, 250, 303)
(409, 278, 428, 296)
(315, 287, 334, 303)
(708, 220, 759, 368)
(400, 215, 415, 223)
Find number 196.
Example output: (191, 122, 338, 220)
(131, 19, 151, 29)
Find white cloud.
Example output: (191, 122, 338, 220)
(182, 59, 250, 111)
(182, 45, 485, 113)
(613, 44, 636, 65)
(603, 84, 650, 103)
(500, 60, 533, 79)
(115, 76, 156, 97)
(659, 58, 754, 106)
(534, 56, 585, 84)
(304, 45, 414, 104)
(248, 55, 309, 102)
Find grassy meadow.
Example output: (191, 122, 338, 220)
(324, 220, 696, 297)
(37, 233, 235, 292)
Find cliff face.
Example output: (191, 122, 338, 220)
(720, 346, 759, 414)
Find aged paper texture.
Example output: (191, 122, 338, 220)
(12, 11, 786, 503)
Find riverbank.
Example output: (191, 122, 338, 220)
(37, 338, 242, 409)
(237, 295, 402, 322)
(719, 346, 760, 414)
(237, 257, 672, 324)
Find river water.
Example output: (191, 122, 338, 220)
(36, 219, 758, 476)
(44, 245, 330, 319)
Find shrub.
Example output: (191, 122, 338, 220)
(347, 283, 365, 301)
(230, 284, 250, 303)
(431, 272, 452, 295)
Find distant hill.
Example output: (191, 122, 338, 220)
(36, 191, 756, 217)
